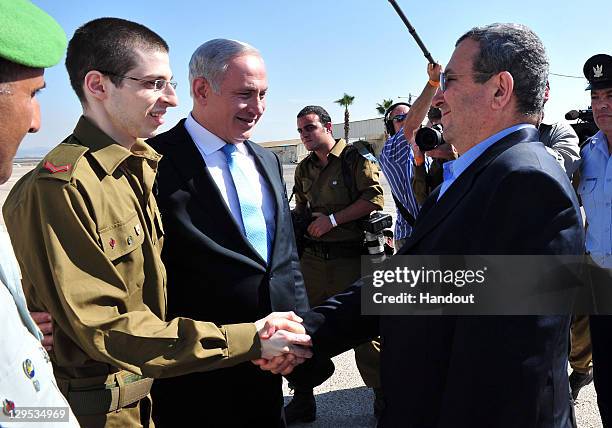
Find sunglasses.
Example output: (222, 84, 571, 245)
(391, 113, 407, 122)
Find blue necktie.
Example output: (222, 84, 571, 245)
(221, 144, 268, 262)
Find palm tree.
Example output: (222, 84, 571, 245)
(334, 93, 355, 143)
(376, 98, 394, 116)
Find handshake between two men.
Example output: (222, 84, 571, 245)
(253, 311, 313, 375)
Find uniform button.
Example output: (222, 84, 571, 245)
(127, 236, 133, 246)
(135, 224, 141, 236)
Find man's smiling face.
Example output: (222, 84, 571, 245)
(201, 53, 268, 144)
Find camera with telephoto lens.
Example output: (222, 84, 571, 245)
(415, 124, 444, 152)
(361, 212, 393, 256)
(565, 107, 599, 145)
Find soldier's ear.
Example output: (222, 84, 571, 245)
(83, 70, 109, 102)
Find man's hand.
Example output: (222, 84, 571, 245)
(426, 142, 457, 160)
(307, 212, 333, 238)
(252, 311, 313, 375)
(252, 354, 307, 375)
(30, 311, 53, 351)
(427, 62, 442, 83)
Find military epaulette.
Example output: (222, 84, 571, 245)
(349, 140, 378, 164)
(36, 140, 89, 182)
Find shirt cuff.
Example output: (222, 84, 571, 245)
(224, 323, 262, 360)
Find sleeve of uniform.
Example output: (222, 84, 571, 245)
(293, 163, 308, 211)
(545, 122, 581, 177)
(353, 156, 384, 210)
(5, 177, 261, 379)
(274, 152, 309, 313)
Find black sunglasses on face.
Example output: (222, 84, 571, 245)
(391, 113, 407, 122)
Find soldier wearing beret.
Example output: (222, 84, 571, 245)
(578, 53, 612, 426)
(3, 17, 311, 427)
(0, 0, 79, 425)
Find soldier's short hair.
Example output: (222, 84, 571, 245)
(297, 105, 332, 126)
(189, 39, 260, 95)
(457, 23, 548, 117)
(66, 17, 169, 103)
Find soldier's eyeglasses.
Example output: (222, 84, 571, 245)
(439, 71, 494, 93)
(101, 71, 177, 92)
(391, 113, 407, 122)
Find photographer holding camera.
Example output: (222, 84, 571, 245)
(380, 63, 457, 249)
(287, 105, 384, 422)
(410, 106, 458, 205)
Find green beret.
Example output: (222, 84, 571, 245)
(0, 0, 66, 68)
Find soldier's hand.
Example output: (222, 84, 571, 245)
(259, 328, 312, 361)
(409, 139, 426, 166)
(307, 213, 333, 238)
(30, 311, 53, 351)
(255, 311, 304, 339)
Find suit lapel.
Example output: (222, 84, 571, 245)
(403, 127, 539, 251)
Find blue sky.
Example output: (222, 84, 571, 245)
(18, 0, 612, 156)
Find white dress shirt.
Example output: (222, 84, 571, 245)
(184, 113, 276, 254)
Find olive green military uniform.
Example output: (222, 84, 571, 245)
(570, 315, 593, 373)
(294, 138, 383, 388)
(3, 117, 260, 427)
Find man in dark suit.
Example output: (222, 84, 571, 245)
(258, 23, 584, 427)
(148, 39, 310, 427)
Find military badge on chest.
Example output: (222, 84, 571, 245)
(22, 358, 41, 392)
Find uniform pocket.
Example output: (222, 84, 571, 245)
(578, 177, 597, 196)
(99, 212, 145, 261)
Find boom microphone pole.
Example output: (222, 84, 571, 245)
(387, 0, 436, 64)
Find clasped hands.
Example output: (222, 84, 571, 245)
(252, 311, 313, 375)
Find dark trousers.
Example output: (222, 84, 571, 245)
(590, 315, 612, 427)
(152, 362, 285, 428)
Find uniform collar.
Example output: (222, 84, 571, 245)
(305, 138, 346, 165)
(73, 116, 162, 175)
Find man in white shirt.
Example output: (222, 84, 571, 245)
(0, 0, 79, 426)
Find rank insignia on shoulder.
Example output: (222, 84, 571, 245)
(22, 359, 35, 379)
(43, 161, 71, 174)
(2, 399, 15, 417)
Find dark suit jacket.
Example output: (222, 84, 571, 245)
(302, 127, 584, 428)
(147, 119, 308, 426)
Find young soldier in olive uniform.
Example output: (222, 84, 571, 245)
(0, 1, 78, 425)
(3, 18, 311, 428)
(286, 105, 384, 423)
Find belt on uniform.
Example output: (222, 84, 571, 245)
(303, 241, 363, 260)
(67, 375, 153, 416)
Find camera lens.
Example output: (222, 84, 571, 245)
(415, 127, 444, 152)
